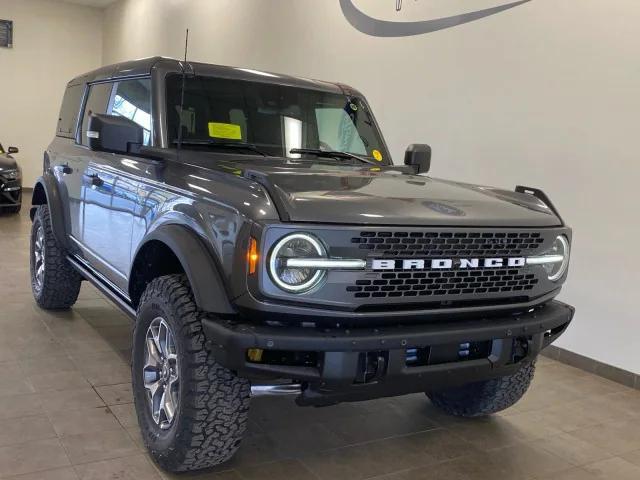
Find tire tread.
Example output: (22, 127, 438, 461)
(135, 274, 250, 472)
(427, 362, 535, 417)
(31, 205, 81, 309)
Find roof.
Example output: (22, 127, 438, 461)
(67, 56, 348, 94)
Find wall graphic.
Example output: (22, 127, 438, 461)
(340, 0, 531, 37)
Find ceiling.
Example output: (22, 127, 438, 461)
(50, 0, 119, 8)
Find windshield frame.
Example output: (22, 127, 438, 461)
(160, 71, 393, 165)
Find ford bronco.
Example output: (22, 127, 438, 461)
(30, 57, 574, 472)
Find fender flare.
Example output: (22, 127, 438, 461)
(131, 224, 235, 315)
(31, 174, 71, 249)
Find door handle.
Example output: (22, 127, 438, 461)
(84, 173, 104, 187)
(61, 164, 72, 175)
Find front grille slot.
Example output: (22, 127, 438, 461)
(349, 269, 538, 298)
(351, 230, 544, 257)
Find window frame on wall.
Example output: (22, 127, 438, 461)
(76, 76, 153, 148)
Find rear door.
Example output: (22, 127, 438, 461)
(49, 84, 86, 242)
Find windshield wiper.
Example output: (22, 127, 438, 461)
(173, 139, 267, 156)
(290, 148, 377, 165)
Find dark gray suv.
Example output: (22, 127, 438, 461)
(30, 57, 574, 473)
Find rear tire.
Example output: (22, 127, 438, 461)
(132, 274, 251, 473)
(30, 205, 81, 309)
(427, 361, 535, 417)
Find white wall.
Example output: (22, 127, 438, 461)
(0, 0, 103, 185)
(103, 0, 639, 374)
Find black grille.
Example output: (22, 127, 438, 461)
(347, 269, 538, 299)
(351, 231, 544, 257)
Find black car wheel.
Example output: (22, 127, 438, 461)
(132, 274, 251, 473)
(426, 361, 536, 417)
(30, 205, 81, 309)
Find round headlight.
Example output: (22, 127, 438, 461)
(546, 235, 570, 281)
(269, 233, 326, 292)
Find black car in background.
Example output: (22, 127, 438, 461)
(0, 143, 21, 214)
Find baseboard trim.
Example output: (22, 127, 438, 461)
(542, 345, 639, 390)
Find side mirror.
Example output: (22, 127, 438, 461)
(7, 146, 19, 155)
(87, 113, 144, 154)
(404, 144, 431, 174)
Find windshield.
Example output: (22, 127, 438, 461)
(165, 74, 391, 163)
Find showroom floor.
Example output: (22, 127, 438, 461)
(0, 202, 639, 480)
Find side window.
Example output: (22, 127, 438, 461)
(108, 78, 152, 146)
(56, 85, 84, 138)
(80, 83, 113, 146)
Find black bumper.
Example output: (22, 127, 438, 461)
(203, 300, 574, 406)
(0, 181, 21, 206)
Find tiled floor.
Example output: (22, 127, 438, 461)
(1, 202, 639, 480)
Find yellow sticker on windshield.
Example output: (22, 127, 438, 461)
(372, 149, 383, 161)
(208, 122, 242, 140)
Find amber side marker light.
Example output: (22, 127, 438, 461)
(247, 237, 258, 274)
(247, 348, 263, 362)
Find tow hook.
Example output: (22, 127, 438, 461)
(355, 351, 388, 384)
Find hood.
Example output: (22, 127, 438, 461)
(172, 152, 561, 227)
(0, 154, 18, 172)
(219, 160, 560, 227)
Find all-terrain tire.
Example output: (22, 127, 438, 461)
(427, 361, 536, 417)
(132, 274, 251, 473)
(30, 205, 81, 309)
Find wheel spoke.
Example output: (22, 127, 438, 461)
(149, 380, 164, 422)
(159, 321, 169, 357)
(161, 389, 176, 426)
(145, 337, 162, 365)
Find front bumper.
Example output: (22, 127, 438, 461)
(204, 300, 574, 406)
(0, 179, 21, 206)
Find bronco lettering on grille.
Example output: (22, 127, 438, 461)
(371, 258, 526, 270)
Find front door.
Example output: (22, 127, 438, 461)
(79, 78, 153, 292)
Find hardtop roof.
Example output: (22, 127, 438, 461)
(67, 56, 350, 94)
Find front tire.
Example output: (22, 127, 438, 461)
(30, 205, 81, 309)
(132, 274, 251, 473)
(427, 362, 535, 417)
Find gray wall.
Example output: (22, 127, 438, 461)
(101, 0, 639, 374)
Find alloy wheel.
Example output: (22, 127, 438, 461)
(33, 225, 45, 292)
(143, 317, 180, 430)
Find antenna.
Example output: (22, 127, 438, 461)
(176, 29, 189, 160)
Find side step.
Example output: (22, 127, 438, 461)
(67, 255, 137, 319)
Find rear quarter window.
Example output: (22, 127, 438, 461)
(56, 85, 84, 139)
